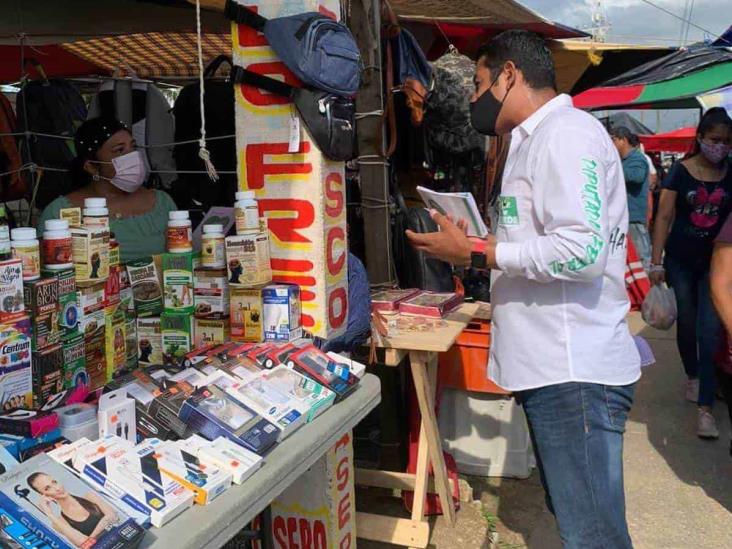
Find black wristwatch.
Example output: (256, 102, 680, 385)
(470, 240, 487, 270)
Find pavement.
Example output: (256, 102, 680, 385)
(358, 313, 732, 548)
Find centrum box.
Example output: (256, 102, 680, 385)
(73, 435, 194, 528)
(143, 437, 231, 505)
(0, 315, 32, 410)
(179, 384, 280, 455)
(184, 434, 262, 485)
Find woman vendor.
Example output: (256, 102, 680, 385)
(38, 117, 177, 261)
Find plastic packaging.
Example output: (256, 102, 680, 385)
(642, 284, 677, 330)
(11, 227, 40, 280)
(234, 191, 260, 235)
(201, 224, 225, 268)
(167, 210, 193, 253)
(56, 403, 99, 442)
(83, 197, 109, 229)
(42, 219, 73, 269)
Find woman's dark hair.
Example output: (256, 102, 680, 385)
(476, 30, 556, 91)
(687, 107, 732, 158)
(71, 117, 130, 189)
(27, 472, 46, 492)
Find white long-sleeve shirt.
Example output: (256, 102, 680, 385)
(488, 94, 641, 392)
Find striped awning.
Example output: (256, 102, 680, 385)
(61, 32, 232, 80)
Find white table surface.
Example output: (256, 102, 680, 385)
(140, 373, 381, 548)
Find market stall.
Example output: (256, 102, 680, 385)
(639, 126, 696, 153)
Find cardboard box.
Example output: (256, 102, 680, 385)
(84, 330, 107, 390)
(62, 332, 87, 389)
(290, 346, 359, 401)
(137, 316, 162, 366)
(193, 267, 229, 319)
(0, 407, 58, 437)
(51, 267, 79, 336)
(31, 343, 64, 408)
(0, 315, 32, 410)
(98, 388, 136, 443)
(125, 314, 138, 371)
(23, 277, 61, 350)
(179, 384, 280, 455)
(193, 317, 230, 348)
(262, 284, 302, 342)
(0, 259, 24, 321)
(146, 380, 197, 438)
(0, 427, 62, 460)
(119, 265, 134, 314)
(71, 226, 110, 284)
(73, 435, 194, 527)
(126, 257, 163, 317)
(230, 285, 265, 342)
(144, 437, 232, 505)
(161, 311, 192, 366)
(105, 304, 128, 380)
(225, 232, 272, 286)
(104, 262, 122, 306)
(77, 280, 106, 318)
(185, 434, 263, 485)
(163, 252, 195, 313)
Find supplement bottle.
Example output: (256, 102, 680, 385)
(234, 191, 260, 234)
(42, 219, 73, 269)
(167, 210, 193, 253)
(201, 224, 225, 268)
(0, 205, 11, 260)
(11, 227, 40, 280)
(83, 197, 109, 229)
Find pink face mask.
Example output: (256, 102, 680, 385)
(92, 150, 149, 192)
(699, 139, 731, 165)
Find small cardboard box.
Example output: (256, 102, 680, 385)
(185, 434, 263, 485)
(77, 281, 106, 317)
(125, 315, 138, 371)
(161, 312, 192, 366)
(0, 315, 32, 410)
(224, 232, 272, 286)
(51, 267, 79, 337)
(98, 388, 136, 443)
(23, 277, 61, 350)
(31, 343, 64, 409)
(0, 407, 59, 437)
(62, 332, 87, 389)
(126, 257, 163, 317)
(71, 227, 109, 284)
(163, 252, 195, 314)
(119, 265, 134, 315)
(230, 285, 265, 342)
(262, 284, 302, 342)
(147, 380, 197, 439)
(137, 316, 162, 366)
(0, 259, 24, 321)
(145, 437, 232, 505)
(104, 263, 122, 307)
(105, 304, 127, 381)
(84, 330, 107, 390)
(178, 384, 280, 455)
(193, 268, 229, 319)
(193, 317, 230, 348)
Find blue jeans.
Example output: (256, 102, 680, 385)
(519, 382, 635, 549)
(664, 255, 720, 407)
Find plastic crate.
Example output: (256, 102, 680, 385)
(438, 388, 532, 478)
(438, 319, 509, 394)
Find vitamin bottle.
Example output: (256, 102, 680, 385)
(42, 219, 73, 269)
(83, 197, 109, 229)
(11, 227, 40, 280)
(167, 210, 193, 253)
(234, 191, 260, 234)
(201, 224, 225, 268)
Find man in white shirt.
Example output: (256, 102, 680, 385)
(407, 31, 641, 548)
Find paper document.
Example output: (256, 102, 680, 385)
(416, 186, 488, 237)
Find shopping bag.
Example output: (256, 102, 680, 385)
(642, 284, 677, 330)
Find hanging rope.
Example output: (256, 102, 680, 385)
(195, 0, 219, 181)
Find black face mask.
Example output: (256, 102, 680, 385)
(470, 71, 512, 137)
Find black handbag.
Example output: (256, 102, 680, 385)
(231, 65, 356, 161)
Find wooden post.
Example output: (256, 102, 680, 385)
(348, 0, 393, 285)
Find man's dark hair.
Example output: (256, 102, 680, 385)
(609, 126, 634, 143)
(476, 30, 556, 90)
(628, 133, 641, 147)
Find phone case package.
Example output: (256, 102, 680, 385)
(398, 291, 463, 318)
(141, 438, 231, 505)
(370, 288, 421, 313)
(0, 407, 59, 437)
(0, 452, 145, 548)
(179, 384, 280, 455)
(184, 434, 262, 485)
(289, 346, 359, 401)
(73, 435, 194, 528)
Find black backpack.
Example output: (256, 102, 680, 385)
(171, 56, 237, 210)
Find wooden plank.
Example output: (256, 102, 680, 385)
(410, 351, 457, 525)
(355, 469, 473, 503)
(373, 303, 479, 353)
(356, 512, 430, 548)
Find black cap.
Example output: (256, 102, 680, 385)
(74, 117, 129, 160)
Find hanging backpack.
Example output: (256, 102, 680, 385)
(231, 65, 356, 162)
(172, 55, 237, 210)
(0, 93, 26, 201)
(225, 0, 362, 97)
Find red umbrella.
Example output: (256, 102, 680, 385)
(639, 126, 696, 153)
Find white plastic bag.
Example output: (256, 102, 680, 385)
(642, 284, 677, 330)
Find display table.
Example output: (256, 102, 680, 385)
(141, 373, 381, 549)
(356, 303, 479, 548)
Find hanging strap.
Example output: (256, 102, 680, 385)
(224, 0, 268, 31)
(230, 65, 294, 99)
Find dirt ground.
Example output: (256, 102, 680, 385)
(357, 313, 732, 548)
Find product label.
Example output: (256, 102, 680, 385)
(201, 235, 226, 268)
(163, 253, 194, 313)
(225, 233, 272, 286)
(127, 258, 163, 317)
(41, 237, 72, 266)
(0, 316, 32, 410)
(83, 215, 109, 229)
(161, 313, 192, 365)
(234, 206, 259, 235)
(193, 269, 229, 319)
(60, 207, 82, 228)
(105, 305, 127, 380)
(12, 243, 40, 280)
(167, 226, 192, 252)
(230, 287, 264, 342)
(62, 332, 87, 389)
(193, 318, 229, 348)
(71, 228, 110, 283)
(0, 260, 24, 319)
(137, 317, 162, 365)
(55, 269, 79, 334)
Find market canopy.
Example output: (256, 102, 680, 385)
(698, 84, 732, 113)
(572, 47, 732, 110)
(639, 126, 695, 153)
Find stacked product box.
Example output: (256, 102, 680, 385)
(77, 281, 107, 389)
(262, 284, 302, 342)
(161, 312, 193, 366)
(193, 267, 230, 347)
(230, 285, 265, 342)
(0, 314, 33, 410)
